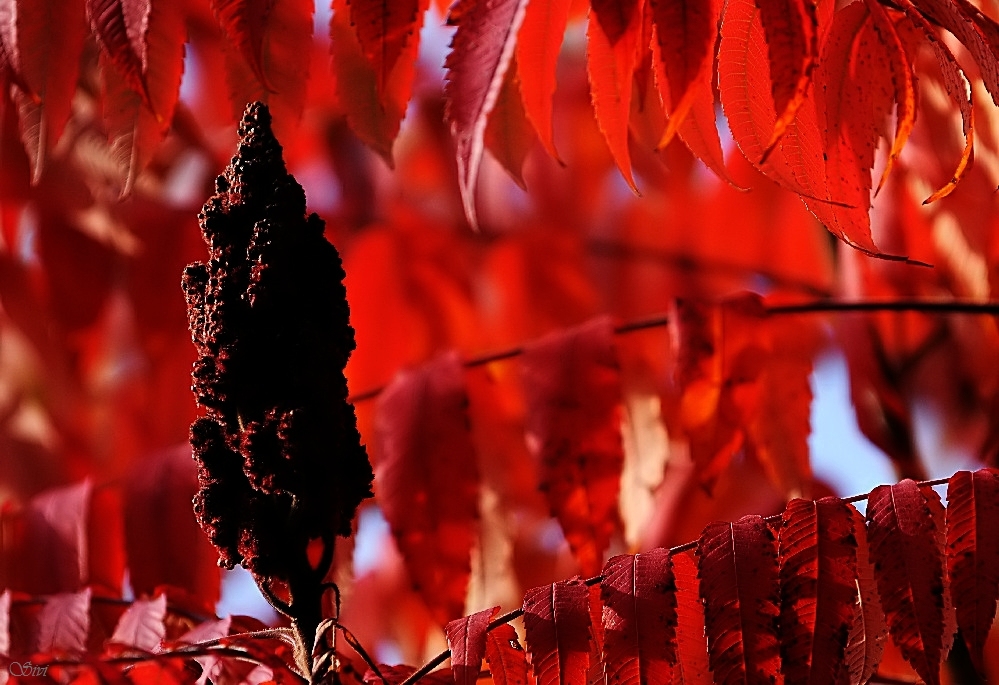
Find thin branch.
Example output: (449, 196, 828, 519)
(348, 299, 999, 404)
(400, 473, 960, 685)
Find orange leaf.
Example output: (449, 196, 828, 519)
(515, 0, 573, 160)
(520, 316, 624, 576)
(586, 0, 642, 192)
(375, 352, 480, 624)
(445, 0, 529, 228)
(671, 552, 711, 685)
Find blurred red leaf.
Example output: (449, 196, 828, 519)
(348, 0, 423, 96)
(521, 316, 624, 576)
(109, 594, 166, 651)
(375, 352, 480, 625)
(35, 589, 91, 653)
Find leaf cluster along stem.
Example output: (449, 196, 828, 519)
(348, 300, 999, 403)
(397, 475, 953, 685)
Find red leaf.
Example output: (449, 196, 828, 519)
(866, 479, 948, 685)
(946, 468, 999, 673)
(670, 553, 711, 685)
(175, 616, 232, 685)
(110, 595, 166, 651)
(375, 352, 480, 624)
(444, 0, 529, 227)
(523, 578, 591, 685)
(755, 0, 817, 155)
(895, 0, 974, 204)
(484, 622, 530, 685)
(586, 1, 642, 191)
(0, 481, 91, 594)
(445, 606, 499, 685)
(124, 446, 220, 617)
(86, 0, 153, 109)
(515, 0, 572, 160)
(599, 548, 677, 685)
(218, 0, 313, 136)
(36, 589, 91, 653)
(210, 0, 276, 89)
(348, 0, 422, 96)
(1, 0, 88, 181)
(100, 0, 185, 193)
(520, 316, 624, 576)
(591, 0, 640, 46)
(367, 665, 455, 685)
(697, 515, 780, 685)
(484, 57, 537, 190)
(845, 505, 888, 685)
(331, 0, 426, 164)
(777, 497, 859, 685)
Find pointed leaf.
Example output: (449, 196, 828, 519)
(946, 468, 999, 674)
(444, 0, 529, 227)
(599, 548, 677, 685)
(484, 623, 530, 685)
(670, 552, 711, 685)
(36, 589, 91, 653)
(375, 352, 480, 625)
(484, 57, 537, 190)
(521, 316, 625, 576)
(210, 0, 276, 89)
(515, 0, 572, 159)
(697, 515, 780, 685)
(2, 0, 88, 181)
(331, 0, 426, 164)
(86, 0, 153, 109)
(778, 497, 859, 685)
(586, 1, 641, 191)
(348, 0, 422, 95)
(845, 506, 888, 685)
(110, 594, 166, 651)
(523, 578, 591, 685)
(755, 0, 818, 154)
(866, 479, 947, 685)
(446, 606, 500, 685)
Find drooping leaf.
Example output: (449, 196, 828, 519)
(599, 548, 677, 685)
(945, 468, 999, 674)
(35, 589, 92, 653)
(444, 0, 529, 227)
(375, 352, 480, 625)
(484, 622, 530, 685)
(895, 0, 974, 204)
(484, 56, 537, 190)
(2, 0, 88, 181)
(697, 515, 781, 685)
(210, 0, 276, 90)
(109, 594, 166, 651)
(331, 0, 427, 164)
(366, 665, 455, 685)
(755, 0, 817, 155)
(446, 606, 499, 685)
(777, 497, 858, 685)
(523, 577, 591, 685)
(845, 506, 888, 685)
(586, 0, 642, 191)
(347, 0, 422, 96)
(587, 583, 606, 685)
(86, 0, 153, 109)
(514, 0, 572, 159)
(866, 479, 948, 685)
(670, 553, 711, 685)
(100, 0, 186, 193)
(520, 316, 625, 576)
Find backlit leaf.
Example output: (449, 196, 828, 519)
(86, 0, 153, 109)
(36, 588, 91, 653)
(670, 553, 711, 685)
(446, 606, 499, 685)
(523, 578, 591, 685)
(845, 506, 887, 685)
(866, 479, 948, 685)
(485, 623, 530, 685)
(945, 468, 999, 674)
(599, 548, 677, 685)
(110, 594, 166, 651)
(444, 0, 529, 227)
(777, 497, 858, 685)
(375, 352, 480, 625)
(210, 0, 276, 90)
(521, 316, 624, 576)
(348, 0, 422, 96)
(697, 515, 780, 685)
(484, 57, 537, 190)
